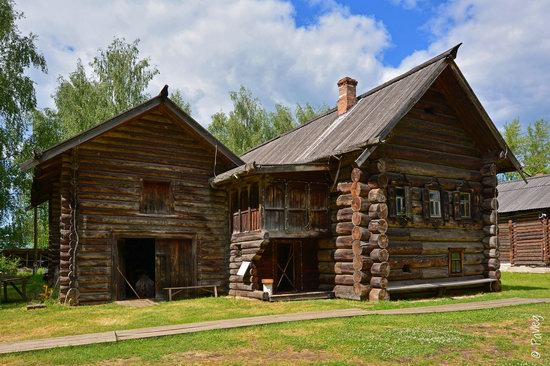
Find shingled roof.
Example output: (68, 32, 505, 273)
(498, 174, 550, 213)
(241, 44, 522, 176)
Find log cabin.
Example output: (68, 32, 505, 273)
(498, 174, 550, 267)
(24, 44, 524, 305)
(22, 88, 243, 305)
(211, 44, 524, 301)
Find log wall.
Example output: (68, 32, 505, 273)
(368, 85, 496, 291)
(56, 108, 232, 304)
(500, 211, 550, 267)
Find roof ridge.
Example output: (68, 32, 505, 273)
(240, 43, 462, 159)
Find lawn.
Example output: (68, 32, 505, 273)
(0, 272, 549, 365)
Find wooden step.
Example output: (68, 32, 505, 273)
(269, 291, 335, 302)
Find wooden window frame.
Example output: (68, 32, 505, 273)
(140, 179, 174, 215)
(388, 183, 411, 221)
(448, 248, 464, 276)
(453, 182, 476, 222)
(459, 192, 471, 219)
(429, 190, 442, 218)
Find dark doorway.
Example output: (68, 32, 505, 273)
(276, 242, 297, 292)
(115, 237, 196, 300)
(272, 239, 319, 294)
(117, 238, 156, 299)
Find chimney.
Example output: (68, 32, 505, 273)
(337, 76, 358, 115)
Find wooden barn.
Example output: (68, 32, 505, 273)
(22, 89, 243, 305)
(212, 44, 523, 301)
(498, 174, 550, 267)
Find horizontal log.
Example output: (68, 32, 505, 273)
(337, 207, 354, 222)
(335, 235, 353, 248)
(482, 175, 497, 187)
(484, 249, 500, 258)
(370, 233, 389, 249)
(371, 262, 390, 277)
(370, 276, 388, 289)
(368, 158, 482, 181)
(387, 241, 484, 255)
(389, 255, 448, 269)
(483, 225, 498, 236)
(351, 196, 370, 212)
(353, 270, 370, 284)
(319, 274, 354, 286)
(352, 212, 372, 227)
(480, 163, 496, 177)
(488, 269, 501, 280)
(369, 288, 389, 301)
(350, 169, 389, 187)
(387, 227, 484, 242)
(482, 198, 499, 210)
(482, 236, 499, 248)
(384, 173, 482, 192)
(336, 194, 353, 207)
(368, 219, 388, 234)
(488, 258, 500, 271)
(337, 182, 353, 194)
(353, 255, 374, 271)
(333, 285, 363, 300)
(351, 226, 371, 241)
(318, 261, 354, 274)
(370, 249, 389, 262)
(334, 222, 354, 235)
(353, 283, 371, 297)
(351, 182, 372, 197)
(368, 189, 386, 203)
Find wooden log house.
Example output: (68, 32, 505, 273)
(498, 174, 550, 267)
(22, 88, 243, 305)
(25, 44, 524, 305)
(212, 44, 524, 301)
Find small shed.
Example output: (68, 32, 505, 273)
(498, 174, 550, 267)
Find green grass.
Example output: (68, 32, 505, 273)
(0, 272, 549, 365)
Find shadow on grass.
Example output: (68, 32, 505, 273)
(501, 284, 548, 291)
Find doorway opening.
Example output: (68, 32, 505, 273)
(276, 242, 297, 292)
(117, 238, 156, 300)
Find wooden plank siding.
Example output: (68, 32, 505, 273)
(55, 108, 232, 304)
(500, 212, 550, 266)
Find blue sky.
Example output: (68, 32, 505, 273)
(17, 0, 550, 129)
(293, 0, 440, 66)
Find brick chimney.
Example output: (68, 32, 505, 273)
(337, 76, 358, 115)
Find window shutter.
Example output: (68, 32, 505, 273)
(387, 185, 396, 218)
(453, 191, 461, 220)
(442, 191, 450, 221)
(473, 192, 481, 220)
(404, 186, 412, 218)
(422, 187, 430, 219)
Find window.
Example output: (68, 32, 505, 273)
(141, 180, 172, 214)
(429, 190, 441, 218)
(396, 187, 405, 215)
(460, 192, 471, 218)
(448, 249, 464, 275)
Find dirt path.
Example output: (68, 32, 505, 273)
(1, 297, 548, 355)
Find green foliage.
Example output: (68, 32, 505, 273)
(502, 118, 550, 180)
(170, 89, 192, 115)
(52, 38, 159, 139)
(0, 0, 46, 225)
(208, 86, 329, 155)
(0, 254, 20, 275)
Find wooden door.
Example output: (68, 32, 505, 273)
(155, 239, 194, 298)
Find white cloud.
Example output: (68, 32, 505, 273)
(384, 0, 550, 127)
(18, 0, 390, 125)
(17, 0, 550, 130)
